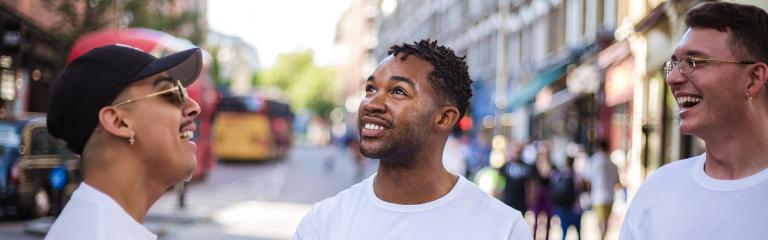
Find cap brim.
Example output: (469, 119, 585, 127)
(133, 48, 202, 86)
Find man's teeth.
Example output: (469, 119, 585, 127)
(676, 96, 702, 104)
(180, 130, 194, 140)
(364, 123, 384, 130)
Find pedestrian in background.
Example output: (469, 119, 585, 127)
(294, 39, 531, 240)
(530, 146, 555, 240)
(585, 140, 618, 240)
(467, 128, 492, 177)
(621, 2, 768, 239)
(342, 122, 368, 181)
(551, 155, 583, 240)
(499, 142, 534, 214)
(45, 45, 203, 240)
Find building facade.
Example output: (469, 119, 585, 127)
(0, 0, 208, 116)
(373, 0, 622, 167)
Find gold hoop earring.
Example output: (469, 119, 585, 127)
(129, 130, 136, 146)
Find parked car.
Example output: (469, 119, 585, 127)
(0, 115, 81, 218)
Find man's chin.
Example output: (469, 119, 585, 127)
(360, 149, 385, 159)
(183, 157, 198, 182)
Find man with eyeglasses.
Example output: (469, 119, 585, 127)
(45, 45, 202, 240)
(621, 2, 768, 239)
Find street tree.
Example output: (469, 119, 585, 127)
(256, 50, 338, 119)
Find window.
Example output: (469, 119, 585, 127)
(548, 4, 566, 56)
(603, 0, 618, 29)
(30, 127, 52, 155)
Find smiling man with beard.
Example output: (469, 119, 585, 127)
(294, 40, 531, 240)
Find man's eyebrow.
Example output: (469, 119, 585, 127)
(672, 50, 708, 60)
(365, 75, 415, 88)
(153, 76, 174, 87)
(390, 75, 414, 87)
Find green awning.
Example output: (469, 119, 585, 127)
(507, 63, 569, 111)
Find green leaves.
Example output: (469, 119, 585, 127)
(256, 51, 339, 119)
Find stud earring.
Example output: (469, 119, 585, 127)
(129, 130, 136, 146)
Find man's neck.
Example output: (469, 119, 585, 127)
(702, 117, 768, 179)
(372, 150, 458, 205)
(82, 157, 167, 223)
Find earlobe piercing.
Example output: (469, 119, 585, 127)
(129, 130, 136, 146)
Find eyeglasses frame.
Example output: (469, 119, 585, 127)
(664, 56, 756, 78)
(111, 80, 188, 107)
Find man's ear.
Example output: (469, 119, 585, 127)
(97, 107, 133, 139)
(747, 62, 768, 95)
(434, 105, 460, 132)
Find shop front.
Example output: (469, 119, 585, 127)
(0, 6, 61, 116)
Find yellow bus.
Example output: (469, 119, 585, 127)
(212, 96, 293, 161)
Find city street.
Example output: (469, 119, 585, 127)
(0, 143, 622, 240)
(0, 143, 376, 240)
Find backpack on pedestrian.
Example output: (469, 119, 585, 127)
(550, 169, 577, 208)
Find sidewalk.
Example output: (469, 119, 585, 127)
(525, 202, 626, 240)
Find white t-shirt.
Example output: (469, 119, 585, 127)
(45, 183, 157, 240)
(294, 174, 532, 240)
(586, 151, 619, 204)
(621, 154, 768, 240)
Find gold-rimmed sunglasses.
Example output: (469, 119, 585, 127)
(112, 80, 188, 107)
(663, 56, 755, 78)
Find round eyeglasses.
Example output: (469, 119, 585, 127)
(663, 56, 755, 78)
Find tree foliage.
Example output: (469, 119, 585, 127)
(42, 0, 204, 66)
(123, 0, 204, 45)
(207, 46, 229, 88)
(256, 51, 338, 119)
(42, 0, 115, 54)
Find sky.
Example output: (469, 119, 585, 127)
(208, 0, 352, 68)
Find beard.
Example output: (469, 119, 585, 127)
(359, 112, 431, 168)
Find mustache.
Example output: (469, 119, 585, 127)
(358, 112, 392, 126)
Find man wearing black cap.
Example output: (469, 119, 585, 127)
(44, 44, 202, 240)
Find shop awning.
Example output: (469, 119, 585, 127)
(507, 61, 570, 111)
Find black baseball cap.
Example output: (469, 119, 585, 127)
(47, 44, 202, 154)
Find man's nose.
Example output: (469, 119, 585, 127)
(360, 94, 385, 114)
(665, 64, 686, 86)
(184, 98, 201, 118)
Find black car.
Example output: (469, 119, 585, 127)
(0, 115, 81, 218)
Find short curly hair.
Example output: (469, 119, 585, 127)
(387, 39, 473, 119)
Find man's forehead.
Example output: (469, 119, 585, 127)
(132, 71, 172, 88)
(674, 28, 730, 57)
(373, 54, 433, 75)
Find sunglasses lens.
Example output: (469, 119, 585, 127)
(177, 81, 188, 105)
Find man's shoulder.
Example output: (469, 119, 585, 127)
(308, 176, 371, 214)
(644, 155, 699, 184)
(47, 183, 157, 240)
(458, 178, 524, 218)
(631, 155, 701, 203)
(46, 195, 103, 239)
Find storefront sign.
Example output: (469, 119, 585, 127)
(567, 64, 600, 94)
(605, 57, 634, 106)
